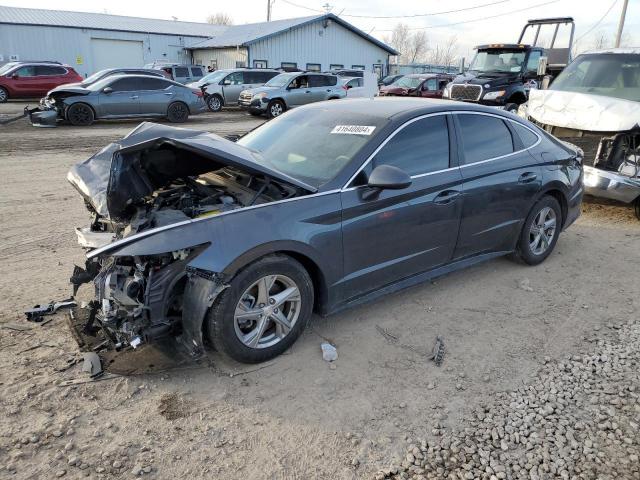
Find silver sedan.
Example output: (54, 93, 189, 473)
(40, 74, 207, 126)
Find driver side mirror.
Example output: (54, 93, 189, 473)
(11, 74, 19, 79)
(367, 165, 412, 190)
(102, 87, 113, 94)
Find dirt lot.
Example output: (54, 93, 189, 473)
(0, 101, 638, 479)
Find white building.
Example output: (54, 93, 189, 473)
(0, 6, 397, 78)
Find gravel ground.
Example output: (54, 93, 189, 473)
(1, 101, 639, 479)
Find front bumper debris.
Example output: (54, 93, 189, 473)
(29, 108, 58, 127)
(583, 166, 640, 204)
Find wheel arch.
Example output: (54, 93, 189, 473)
(507, 89, 527, 105)
(64, 101, 97, 121)
(220, 242, 329, 314)
(537, 186, 569, 228)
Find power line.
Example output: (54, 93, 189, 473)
(279, 0, 511, 18)
(374, 0, 561, 32)
(573, 0, 618, 43)
(341, 1, 510, 19)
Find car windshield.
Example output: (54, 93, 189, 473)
(264, 73, 296, 87)
(0, 62, 19, 75)
(393, 76, 423, 88)
(198, 70, 228, 85)
(237, 108, 389, 187)
(550, 53, 640, 102)
(82, 69, 111, 85)
(469, 50, 526, 73)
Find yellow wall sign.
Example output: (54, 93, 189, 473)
(76, 56, 83, 65)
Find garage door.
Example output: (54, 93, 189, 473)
(90, 38, 144, 71)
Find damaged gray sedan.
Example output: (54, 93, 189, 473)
(69, 99, 582, 363)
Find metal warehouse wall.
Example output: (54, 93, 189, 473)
(248, 19, 390, 73)
(0, 24, 206, 77)
(192, 47, 249, 70)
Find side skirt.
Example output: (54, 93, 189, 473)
(326, 250, 512, 316)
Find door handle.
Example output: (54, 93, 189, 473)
(163, 92, 174, 96)
(518, 172, 538, 183)
(305, 90, 312, 93)
(129, 95, 139, 99)
(433, 190, 461, 205)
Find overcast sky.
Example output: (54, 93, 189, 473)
(2, 0, 638, 58)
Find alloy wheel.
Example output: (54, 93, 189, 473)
(68, 105, 92, 125)
(270, 102, 283, 117)
(208, 96, 221, 111)
(529, 206, 557, 255)
(0, 88, 7, 103)
(233, 274, 301, 349)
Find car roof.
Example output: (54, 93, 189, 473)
(295, 97, 523, 121)
(97, 74, 183, 87)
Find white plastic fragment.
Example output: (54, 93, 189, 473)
(321, 342, 338, 362)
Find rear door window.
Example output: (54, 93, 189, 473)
(174, 67, 189, 78)
(36, 65, 66, 76)
(372, 115, 450, 176)
(309, 75, 329, 87)
(457, 114, 514, 164)
(109, 78, 143, 92)
(139, 78, 172, 90)
(424, 78, 438, 91)
(191, 67, 204, 77)
(512, 123, 539, 148)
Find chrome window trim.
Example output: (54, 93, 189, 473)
(453, 111, 542, 168)
(87, 189, 343, 259)
(341, 112, 450, 192)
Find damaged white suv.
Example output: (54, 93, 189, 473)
(520, 48, 640, 219)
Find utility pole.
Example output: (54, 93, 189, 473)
(322, 3, 332, 13)
(267, 0, 274, 22)
(615, 0, 629, 48)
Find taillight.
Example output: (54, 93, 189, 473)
(191, 89, 203, 97)
(342, 85, 348, 91)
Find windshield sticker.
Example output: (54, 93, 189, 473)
(331, 125, 376, 135)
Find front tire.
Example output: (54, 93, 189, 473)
(267, 99, 285, 119)
(512, 196, 562, 265)
(66, 103, 94, 126)
(206, 255, 313, 363)
(207, 94, 223, 112)
(167, 101, 189, 122)
(504, 102, 519, 113)
(0, 87, 8, 103)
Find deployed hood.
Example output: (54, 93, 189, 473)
(527, 89, 640, 132)
(48, 84, 90, 96)
(452, 71, 518, 88)
(67, 122, 316, 220)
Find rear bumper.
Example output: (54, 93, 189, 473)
(583, 166, 640, 204)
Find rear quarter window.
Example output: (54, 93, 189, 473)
(512, 123, 539, 148)
(457, 114, 514, 164)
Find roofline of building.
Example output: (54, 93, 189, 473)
(0, 20, 211, 39)
(187, 13, 399, 56)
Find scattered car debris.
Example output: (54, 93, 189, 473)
(24, 297, 77, 322)
(321, 342, 338, 362)
(430, 335, 446, 367)
(0, 106, 40, 126)
(81, 352, 103, 377)
(376, 325, 445, 366)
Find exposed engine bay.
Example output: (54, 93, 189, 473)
(67, 123, 313, 355)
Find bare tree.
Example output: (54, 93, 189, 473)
(428, 35, 459, 67)
(384, 23, 429, 64)
(206, 12, 233, 25)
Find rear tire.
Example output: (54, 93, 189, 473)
(207, 94, 223, 112)
(66, 103, 94, 126)
(206, 255, 313, 363)
(167, 101, 189, 123)
(634, 196, 640, 221)
(267, 99, 285, 119)
(512, 195, 562, 266)
(0, 87, 8, 103)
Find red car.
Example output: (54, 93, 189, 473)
(378, 73, 453, 99)
(0, 62, 83, 103)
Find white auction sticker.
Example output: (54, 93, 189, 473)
(330, 125, 376, 135)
